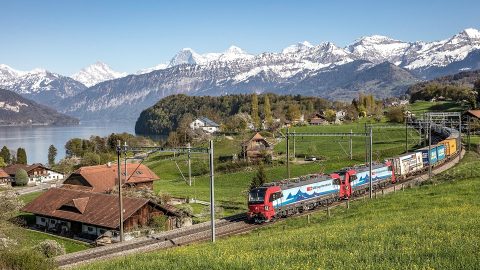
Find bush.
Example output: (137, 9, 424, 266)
(215, 160, 250, 173)
(14, 169, 29, 186)
(36, 240, 66, 258)
(81, 152, 101, 166)
(190, 160, 209, 176)
(0, 249, 54, 270)
(386, 106, 405, 123)
(149, 215, 169, 231)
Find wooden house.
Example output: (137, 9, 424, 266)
(242, 133, 273, 161)
(62, 163, 158, 193)
(309, 113, 328, 125)
(0, 168, 12, 186)
(22, 188, 187, 241)
(4, 163, 64, 185)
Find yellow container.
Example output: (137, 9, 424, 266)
(440, 138, 457, 156)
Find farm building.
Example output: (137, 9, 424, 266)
(4, 163, 63, 185)
(309, 113, 328, 125)
(0, 168, 12, 186)
(242, 132, 273, 161)
(62, 163, 158, 193)
(22, 188, 189, 241)
(189, 117, 220, 133)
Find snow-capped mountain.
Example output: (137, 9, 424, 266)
(58, 28, 480, 122)
(71, 61, 127, 87)
(136, 63, 168, 75)
(0, 65, 87, 107)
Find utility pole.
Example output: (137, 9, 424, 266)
(405, 118, 408, 153)
(467, 115, 471, 151)
(428, 122, 432, 180)
(286, 128, 290, 178)
(369, 127, 373, 199)
(349, 129, 353, 160)
(187, 143, 192, 186)
(459, 115, 462, 154)
(364, 123, 368, 163)
(116, 140, 124, 242)
(293, 130, 296, 161)
(209, 140, 215, 242)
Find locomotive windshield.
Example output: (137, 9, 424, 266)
(248, 188, 267, 204)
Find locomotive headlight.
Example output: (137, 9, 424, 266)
(264, 205, 269, 211)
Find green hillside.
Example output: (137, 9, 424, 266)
(79, 152, 480, 270)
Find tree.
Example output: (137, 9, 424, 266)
(324, 109, 337, 123)
(286, 104, 301, 122)
(0, 146, 10, 164)
(475, 79, 480, 108)
(47, 145, 57, 166)
(251, 94, 260, 130)
(16, 148, 27, 165)
(65, 138, 83, 157)
(167, 131, 179, 147)
(250, 163, 267, 190)
(0, 157, 5, 168)
(81, 152, 101, 166)
(386, 106, 405, 123)
(14, 169, 29, 186)
(263, 95, 273, 127)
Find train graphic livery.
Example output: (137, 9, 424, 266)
(248, 126, 460, 223)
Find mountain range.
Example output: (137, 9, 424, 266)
(1, 28, 480, 122)
(0, 88, 79, 126)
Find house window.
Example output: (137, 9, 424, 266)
(40, 218, 46, 223)
(50, 220, 56, 224)
(99, 229, 106, 235)
(87, 227, 94, 232)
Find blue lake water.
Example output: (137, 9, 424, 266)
(0, 121, 136, 164)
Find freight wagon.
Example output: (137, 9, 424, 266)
(392, 152, 423, 179)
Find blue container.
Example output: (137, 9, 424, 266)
(436, 144, 446, 161)
(416, 146, 437, 165)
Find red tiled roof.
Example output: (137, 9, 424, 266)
(21, 188, 150, 229)
(465, 110, 480, 119)
(0, 168, 9, 178)
(67, 163, 159, 193)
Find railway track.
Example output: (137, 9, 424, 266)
(56, 150, 464, 269)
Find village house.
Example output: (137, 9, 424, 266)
(335, 110, 346, 124)
(242, 132, 273, 161)
(189, 117, 220, 133)
(308, 113, 328, 125)
(22, 188, 189, 242)
(0, 168, 12, 186)
(62, 163, 158, 193)
(4, 163, 64, 185)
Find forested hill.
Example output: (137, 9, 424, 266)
(135, 94, 340, 135)
(0, 88, 79, 126)
(408, 69, 480, 106)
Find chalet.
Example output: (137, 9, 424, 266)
(62, 163, 158, 193)
(0, 168, 12, 186)
(4, 163, 64, 185)
(309, 113, 328, 126)
(189, 117, 220, 133)
(22, 188, 189, 241)
(335, 110, 346, 123)
(242, 132, 273, 161)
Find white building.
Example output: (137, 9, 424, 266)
(4, 163, 64, 185)
(189, 117, 220, 133)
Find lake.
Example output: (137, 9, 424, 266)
(0, 121, 137, 164)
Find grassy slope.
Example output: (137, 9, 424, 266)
(79, 152, 480, 270)
(148, 122, 420, 214)
(408, 101, 467, 116)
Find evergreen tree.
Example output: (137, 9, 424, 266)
(250, 163, 267, 189)
(0, 157, 6, 167)
(48, 145, 57, 166)
(263, 95, 273, 127)
(251, 94, 260, 130)
(16, 148, 27, 165)
(0, 146, 10, 164)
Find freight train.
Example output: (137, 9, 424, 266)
(247, 126, 461, 223)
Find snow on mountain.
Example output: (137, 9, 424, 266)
(136, 63, 169, 75)
(71, 61, 127, 87)
(0, 64, 26, 85)
(168, 46, 253, 67)
(347, 35, 410, 64)
(282, 41, 314, 54)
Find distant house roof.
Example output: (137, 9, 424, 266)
(0, 168, 10, 178)
(198, 117, 219, 127)
(465, 110, 480, 119)
(21, 188, 175, 229)
(243, 132, 272, 147)
(3, 163, 51, 176)
(62, 163, 159, 193)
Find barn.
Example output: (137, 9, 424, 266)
(22, 188, 187, 241)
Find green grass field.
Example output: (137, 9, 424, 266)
(148, 122, 420, 215)
(79, 152, 480, 270)
(408, 100, 467, 116)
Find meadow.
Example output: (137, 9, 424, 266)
(79, 152, 480, 270)
(147, 121, 420, 216)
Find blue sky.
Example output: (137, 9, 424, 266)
(1, 0, 479, 75)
